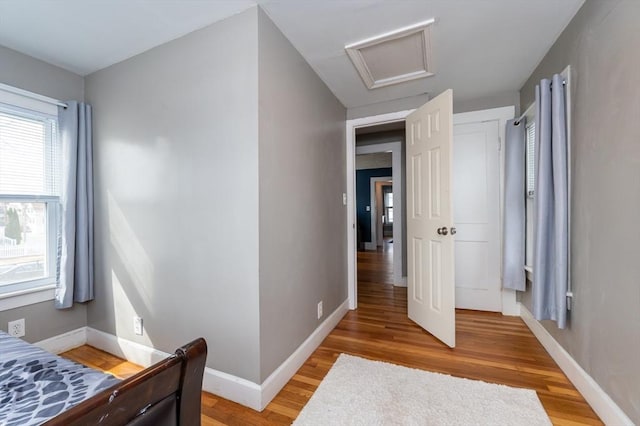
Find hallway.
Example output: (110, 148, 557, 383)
(63, 246, 601, 425)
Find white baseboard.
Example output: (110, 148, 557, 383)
(519, 305, 633, 425)
(394, 277, 407, 287)
(501, 289, 520, 316)
(86, 327, 171, 367)
(81, 299, 349, 412)
(202, 366, 262, 410)
(85, 327, 264, 409)
(259, 299, 349, 410)
(33, 302, 633, 423)
(34, 326, 87, 354)
(364, 242, 377, 251)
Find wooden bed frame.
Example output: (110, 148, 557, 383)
(43, 338, 207, 426)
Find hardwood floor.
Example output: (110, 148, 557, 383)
(62, 245, 601, 425)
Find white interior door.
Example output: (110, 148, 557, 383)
(406, 89, 455, 348)
(453, 121, 502, 311)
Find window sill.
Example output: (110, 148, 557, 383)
(0, 284, 56, 312)
(524, 265, 533, 282)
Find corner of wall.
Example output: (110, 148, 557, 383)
(255, 4, 347, 384)
(519, 305, 634, 425)
(0, 45, 84, 101)
(516, 1, 640, 422)
(84, 7, 263, 384)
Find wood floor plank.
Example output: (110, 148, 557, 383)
(61, 245, 601, 425)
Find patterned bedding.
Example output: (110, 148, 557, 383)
(0, 330, 120, 425)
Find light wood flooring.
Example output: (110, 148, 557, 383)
(62, 244, 601, 425)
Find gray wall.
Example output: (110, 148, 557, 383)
(356, 130, 405, 146)
(257, 8, 347, 382)
(346, 91, 519, 120)
(347, 94, 428, 120)
(85, 8, 262, 383)
(0, 46, 87, 342)
(0, 301, 86, 343)
(453, 90, 520, 115)
(356, 153, 392, 170)
(0, 45, 84, 101)
(519, 1, 640, 421)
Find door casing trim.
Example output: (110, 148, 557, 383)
(346, 110, 414, 309)
(346, 105, 517, 315)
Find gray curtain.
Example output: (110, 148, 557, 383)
(56, 102, 94, 309)
(502, 119, 526, 291)
(533, 74, 569, 329)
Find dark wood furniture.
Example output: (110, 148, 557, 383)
(44, 338, 207, 426)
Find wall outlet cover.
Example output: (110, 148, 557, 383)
(8, 318, 25, 338)
(133, 316, 143, 336)
(317, 301, 323, 319)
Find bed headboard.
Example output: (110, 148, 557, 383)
(44, 338, 207, 426)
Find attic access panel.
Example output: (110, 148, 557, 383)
(346, 19, 434, 90)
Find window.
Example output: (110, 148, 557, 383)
(384, 190, 393, 224)
(522, 106, 536, 270)
(523, 66, 571, 276)
(526, 121, 536, 197)
(0, 101, 60, 296)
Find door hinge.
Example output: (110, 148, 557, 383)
(497, 137, 502, 151)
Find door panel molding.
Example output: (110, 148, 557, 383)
(406, 89, 455, 348)
(453, 106, 517, 315)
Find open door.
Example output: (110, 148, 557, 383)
(406, 89, 455, 348)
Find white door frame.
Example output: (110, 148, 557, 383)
(452, 106, 518, 315)
(347, 106, 519, 315)
(368, 176, 392, 251)
(453, 120, 501, 311)
(356, 141, 405, 288)
(347, 110, 414, 309)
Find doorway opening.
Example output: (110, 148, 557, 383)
(358, 173, 392, 251)
(346, 111, 411, 309)
(354, 123, 407, 301)
(346, 106, 519, 316)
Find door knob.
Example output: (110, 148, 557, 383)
(451, 227, 457, 235)
(437, 227, 449, 235)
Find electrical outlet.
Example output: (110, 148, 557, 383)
(8, 318, 25, 338)
(317, 301, 323, 319)
(133, 316, 143, 336)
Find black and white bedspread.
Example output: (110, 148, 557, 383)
(0, 330, 120, 425)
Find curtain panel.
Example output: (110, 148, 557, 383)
(532, 74, 569, 329)
(502, 119, 526, 291)
(56, 102, 94, 309)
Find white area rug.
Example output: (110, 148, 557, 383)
(293, 354, 551, 426)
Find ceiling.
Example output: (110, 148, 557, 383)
(0, 0, 584, 110)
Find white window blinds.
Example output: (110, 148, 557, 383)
(526, 121, 536, 197)
(0, 105, 60, 197)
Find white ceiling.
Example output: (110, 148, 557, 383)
(0, 0, 584, 109)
